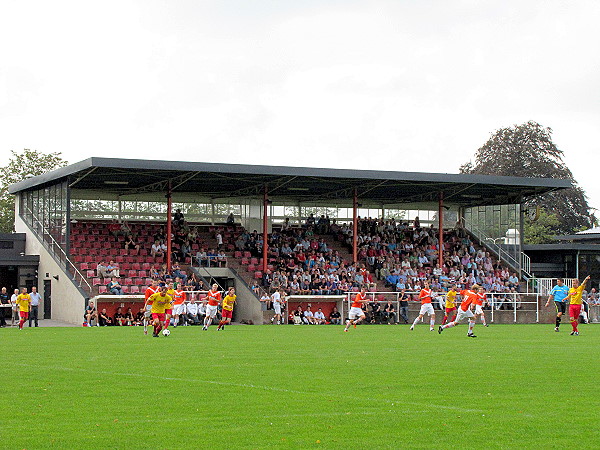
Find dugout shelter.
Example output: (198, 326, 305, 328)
(8, 157, 570, 324)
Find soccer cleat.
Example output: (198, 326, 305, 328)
(353, 323, 356, 329)
(554, 327, 559, 332)
(343, 328, 348, 332)
(410, 326, 414, 331)
(152, 333, 159, 337)
(570, 331, 575, 335)
(438, 326, 443, 334)
(467, 333, 477, 338)
(484, 324, 489, 327)
(430, 328, 434, 331)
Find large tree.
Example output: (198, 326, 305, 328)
(460, 121, 594, 238)
(0, 149, 67, 232)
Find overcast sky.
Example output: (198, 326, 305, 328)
(2, 0, 599, 211)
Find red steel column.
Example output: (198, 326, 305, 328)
(263, 185, 269, 274)
(166, 181, 172, 274)
(353, 188, 358, 264)
(438, 191, 444, 269)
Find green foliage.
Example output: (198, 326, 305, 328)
(460, 121, 594, 235)
(0, 149, 67, 232)
(523, 209, 561, 244)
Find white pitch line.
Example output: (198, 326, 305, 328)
(14, 363, 486, 414)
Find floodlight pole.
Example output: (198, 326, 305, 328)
(353, 188, 358, 264)
(263, 185, 269, 274)
(438, 191, 444, 269)
(166, 181, 172, 274)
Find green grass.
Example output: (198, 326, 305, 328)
(2, 323, 599, 449)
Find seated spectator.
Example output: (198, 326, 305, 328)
(114, 307, 126, 326)
(195, 248, 207, 266)
(329, 306, 341, 325)
(151, 240, 165, 258)
(99, 308, 113, 326)
(124, 307, 135, 326)
(180, 240, 192, 261)
(173, 208, 185, 227)
(217, 250, 227, 267)
(107, 277, 124, 295)
(314, 308, 326, 324)
(226, 212, 235, 225)
(106, 261, 120, 278)
(149, 265, 160, 280)
(84, 300, 98, 326)
(303, 305, 316, 324)
(197, 299, 207, 322)
(185, 298, 200, 325)
(135, 308, 145, 326)
(172, 263, 188, 284)
(96, 261, 110, 278)
(293, 306, 304, 324)
(382, 301, 397, 324)
(124, 234, 140, 252)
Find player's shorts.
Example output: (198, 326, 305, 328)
(456, 308, 475, 322)
(555, 301, 567, 315)
(173, 304, 185, 315)
(569, 304, 582, 319)
(349, 306, 365, 320)
(474, 304, 484, 314)
(152, 313, 165, 322)
(19, 311, 29, 319)
(206, 304, 218, 318)
(445, 307, 457, 314)
(165, 309, 173, 315)
(273, 303, 281, 315)
(222, 309, 233, 319)
(419, 303, 435, 316)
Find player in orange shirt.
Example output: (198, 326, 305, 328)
(566, 275, 590, 336)
(217, 287, 236, 331)
(203, 283, 222, 331)
(438, 284, 479, 337)
(474, 286, 489, 327)
(172, 288, 187, 327)
(143, 280, 158, 335)
(410, 282, 436, 331)
(344, 286, 368, 332)
(15, 287, 31, 330)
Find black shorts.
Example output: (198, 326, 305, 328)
(555, 301, 566, 315)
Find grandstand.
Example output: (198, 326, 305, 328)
(8, 157, 570, 325)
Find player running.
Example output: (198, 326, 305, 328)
(148, 285, 171, 337)
(217, 287, 236, 330)
(203, 283, 222, 330)
(172, 287, 187, 327)
(344, 286, 368, 332)
(475, 286, 489, 327)
(143, 280, 158, 335)
(438, 284, 479, 337)
(164, 282, 176, 330)
(442, 285, 458, 325)
(410, 282, 436, 331)
(566, 275, 590, 336)
(545, 278, 570, 332)
(15, 287, 31, 330)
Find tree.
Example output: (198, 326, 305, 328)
(0, 149, 67, 232)
(460, 121, 594, 239)
(522, 209, 561, 244)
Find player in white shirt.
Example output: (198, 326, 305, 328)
(270, 288, 283, 324)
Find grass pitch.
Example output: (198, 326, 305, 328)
(2, 323, 599, 449)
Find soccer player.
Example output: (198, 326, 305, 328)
(545, 278, 570, 332)
(203, 283, 222, 330)
(148, 285, 171, 337)
(566, 275, 591, 336)
(271, 288, 283, 325)
(442, 285, 458, 325)
(410, 282, 436, 331)
(172, 287, 187, 327)
(475, 286, 489, 327)
(217, 287, 236, 330)
(15, 287, 31, 330)
(344, 286, 368, 332)
(438, 284, 479, 337)
(164, 281, 176, 330)
(143, 280, 158, 335)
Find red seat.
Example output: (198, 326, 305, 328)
(142, 263, 151, 270)
(250, 257, 259, 265)
(243, 251, 251, 258)
(92, 278, 101, 286)
(134, 278, 144, 286)
(138, 270, 147, 278)
(139, 249, 148, 256)
(122, 286, 129, 293)
(241, 258, 249, 265)
(124, 278, 133, 286)
(115, 256, 124, 263)
(234, 251, 242, 258)
(247, 264, 255, 272)
(128, 270, 137, 278)
(86, 270, 95, 278)
(98, 286, 107, 294)
(132, 263, 141, 270)
(80, 262, 89, 270)
(254, 271, 262, 279)
(130, 286, 140, 294)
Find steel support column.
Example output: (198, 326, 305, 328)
(166, 181, 172, 274)
(263, 186, 269, 274)
(438, 191, 444, 269)
(353, 188, 358, 264)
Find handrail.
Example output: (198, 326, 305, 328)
(22, 206, 92, 292)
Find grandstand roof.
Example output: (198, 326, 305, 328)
(9, 157, 571, 207)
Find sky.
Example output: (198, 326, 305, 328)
(2, 0, 600, 211)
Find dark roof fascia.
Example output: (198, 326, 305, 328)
(554, 234, 600, 241)
(0, 233, 26, 241)
(0, 255, 40, 265)
(8, 157, 572, 194)
(524, 243, 600, 252)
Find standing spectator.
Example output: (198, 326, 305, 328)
(28, 286, 41, 327)
(11, 288, 19, 326)
(85, 300, 98, 326)
(398, 289, 409, 324)
(329, 306, 341, 325)
(0, 287, 9, 327)
(107, 278, 124, 295)
(216, 231, 223, 250)
(226, 212, 235, 225)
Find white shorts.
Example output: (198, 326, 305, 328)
(206, 304, 218, 318)
(173, 304, 185, 315)
(144, 305, 152, 319)
(456, 308, 475, 322)
(419, 303, 435, 316)
(273, 303, 281, 315)
(349, 307, 364, 320)
(474, 304, 484, 314)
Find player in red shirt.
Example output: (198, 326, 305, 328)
(203, 283, 222, 331)
(474, 286, 489, 327)
(344, 286, 368, 332)
(438, 284, 479, 337)
(143, 280, 158, 335)
(410, 282, 436, 331)
(172, 288, 187, 327)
